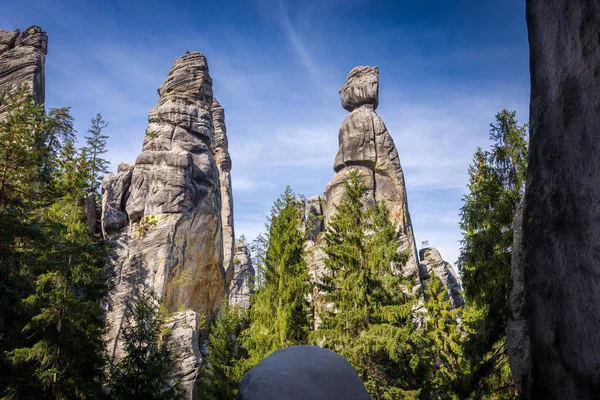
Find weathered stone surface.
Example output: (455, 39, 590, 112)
(0, 26, 47, 104)
(211, 98, 235, 286)
(228, 240, 255, 308)
(339, 66, 379, 112)
(419, 247, 464, 309)
(164, 310, 202, 400)
(507, 199, 530, 396)
(101, 163, 134, 236)
(513, 1, 600, 398)
(237, 345, 372, 400)
(102, 52, 228, 399)
(306, 196, 323, 240)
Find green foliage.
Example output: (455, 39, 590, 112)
(457, 109, 528, 398)
(108, 290, 182, 400)
(84, 113, 110, 194)
(421, 273, 465, 399)
(313, 169, 422, 399)
(238, 187, 312, 372)
(0, 86, 110, 398)
(200, 299, 247, 399)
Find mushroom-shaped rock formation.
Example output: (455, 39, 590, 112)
(237, 346, 373, 400)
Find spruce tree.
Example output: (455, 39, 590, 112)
(421, 273, 464, 399)
(84, 113, 110, 194)
(314, 169, 422, 399)
(200, 298, 247, 399)
(457, 109, 528, 398)
(238, 187, 311, 371)
(109, 290, 182, 400)
(5, 141, 108, 398)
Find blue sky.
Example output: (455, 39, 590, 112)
(2, 0, 529, 266)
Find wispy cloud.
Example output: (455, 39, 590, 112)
(274, 0, 320, 77)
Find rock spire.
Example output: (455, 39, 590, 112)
(101, 52, 233, 398)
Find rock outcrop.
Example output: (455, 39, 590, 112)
(306, 67, 421, 292)
(0, 26, 47, 104)
(228, 240, 255, 308)
(419, 247, 464, 309)
(237, 345, 373, 400)
(508, 1, 600, 398)
(102, 52, 231, 398)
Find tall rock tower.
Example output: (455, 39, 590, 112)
(101, 52, 233, 398)
(0, 26, 47, 104)
(322, 66, 421, 277)
(305, 67, 463, 324)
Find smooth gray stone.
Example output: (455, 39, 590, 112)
(237, 346, 372, 400)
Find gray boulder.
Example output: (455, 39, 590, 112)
(237, 346, 372, 400)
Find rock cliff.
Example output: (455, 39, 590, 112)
(101, 52, 233, 398)
(0, 26, 47, 104)
(508, 1, 600, 398)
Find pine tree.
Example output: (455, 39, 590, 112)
(84, 113, 110, 194)
(200, 298, 247, 399)
(457, 109, 528, 398)
(421, 273, 465, 399)
(109, 290, 182, 400)
(314, 169, 422, 399)
(238, 187, 311, 371)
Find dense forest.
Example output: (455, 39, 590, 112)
(0, 80, 530, 399)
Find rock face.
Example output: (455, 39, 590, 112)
(509, 1, 600, 398)
(237, 345, 373, 400)
(228, 240, 255, 308)
(0, 26, 47, 104)
(419, 247, 464, 309)
(507, 199, 530, 395)
(316, 66, 420, 279)
(211, 98, 236, 286)
(102, 52, 231, 398)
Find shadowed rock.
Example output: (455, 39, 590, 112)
(237, 346, 372, 400)
(509, 1, 600, 398)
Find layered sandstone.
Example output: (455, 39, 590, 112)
(0, 26, 47, 104)
(228, 240, 255, 308)
(101, 52, 231, 398)
(508, 1, 600, 398)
